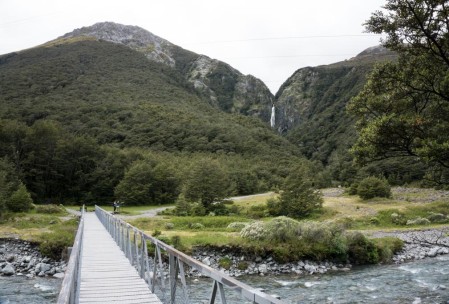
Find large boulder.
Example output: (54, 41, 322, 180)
(2, 263, 15, 276)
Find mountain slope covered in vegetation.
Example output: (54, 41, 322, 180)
(58, 22, 274, 120)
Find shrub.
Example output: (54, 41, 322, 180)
(39, 230, 75, 260)
(38, 219, 78, 260)
(152, 229, 162, 237)
(390, 212, 407, 225)
(6, 184, 33, 212)
(406, 217, 431, 226)
(226, 222, 249, 231)
(427, 212, 447, 223)
(170, 235, 183, 250)
(240, 221, 266, 241)
(190, 203, 206, 216)
(347, 183, 359, 195)
(246, 204, 268, 219)
(218, 257, 232, 270)
(237, 261, 248, 270)
(373, 237, 404, 263)
(369, 217, 380, 225)
(264, 216, 300, 242)
(208, 202, 229, 216)
(273, 246, 292, 263)
(35, 204, 65, 214)
(174, 195, 191, 216)
(357, 176, 391, 200)
(165, 222, 175, 230)
(266, 197, 282, 216)
(190, 223, 205, 230)
(346, 232, 379, 264)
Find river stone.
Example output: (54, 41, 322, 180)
(258, 264, 268, 273)
(27, 258, 37, 269)
(201, 257, 211, 266)
(35, 262, 51, 273)
(53, 273, 65, 279)
(6, 254, 15, 262)
(304, 264, 316, 273)
(427, 247, 440, 257)
(439, 247, 449, 255)
(2, 263, 15, 276)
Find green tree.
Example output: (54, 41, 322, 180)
(6, 184, 33, 212)
(268, 163, 323, 218)
(0, 157, 22, 214)
(356, 176, 391, 200)
(348, 0, 449, 185)
(183, 158, 233, 210)
(115, 160, 180, 205)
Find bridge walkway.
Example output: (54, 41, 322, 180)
(79, 212, 161, 304)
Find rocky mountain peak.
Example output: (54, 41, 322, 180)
(60, 21, 176, 66)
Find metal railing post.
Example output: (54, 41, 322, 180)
(93, 206, 284, 304)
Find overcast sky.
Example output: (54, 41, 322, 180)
(0, 0, 386, 93)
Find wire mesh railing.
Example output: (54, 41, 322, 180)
(57, 206, 85, 304)
(95, 205, 284, 304)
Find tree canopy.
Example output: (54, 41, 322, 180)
(348, 0, 449, 185)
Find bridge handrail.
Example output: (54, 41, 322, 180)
(95, 205, 284, 304)
(57, 206, 85, 304)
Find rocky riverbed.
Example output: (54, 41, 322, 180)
(189, 228, 449, 278)
(0, 238, 66, 279)
(368, 228, 449, 263)
(1, 228, 448, 281)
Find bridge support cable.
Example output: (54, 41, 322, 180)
(95, 206, 284, 304)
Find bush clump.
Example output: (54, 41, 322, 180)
(218, 257, 232, 270)
(38, 219, 78, 260)
(226, 222, 249, 231)
(165, 222, 175, 230)
(35, 204, 65, 214)
(427, 212, 447, 223)
(357, 176, 391, 200)
(240, 221, 266, 241)
(190, 223, 205, 230)
(406, 217, 431, 226)
(6, 184, 33, 212)
(240, 217, 402, 265)
(390, 212, 407, 225)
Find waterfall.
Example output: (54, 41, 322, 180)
(270, 105, 275, 128)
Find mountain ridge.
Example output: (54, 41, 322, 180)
(54, 21, 274, 121)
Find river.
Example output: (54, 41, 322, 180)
(1, 255, 448, 303)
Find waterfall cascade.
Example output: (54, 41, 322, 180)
(270, 105, 275, 128)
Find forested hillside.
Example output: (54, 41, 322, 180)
(273, 47, 426, 184)
(59, 22, 274, 120)
(0, 37, 304, 205)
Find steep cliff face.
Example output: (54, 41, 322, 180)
(57, 22, 273, 120)
(274, 47, 396, 164)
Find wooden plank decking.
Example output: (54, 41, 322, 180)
(79, 212, 162, 304)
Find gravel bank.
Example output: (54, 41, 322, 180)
(0, 238, 66, 279)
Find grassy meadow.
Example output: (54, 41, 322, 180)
(1, 187, 448, 262)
